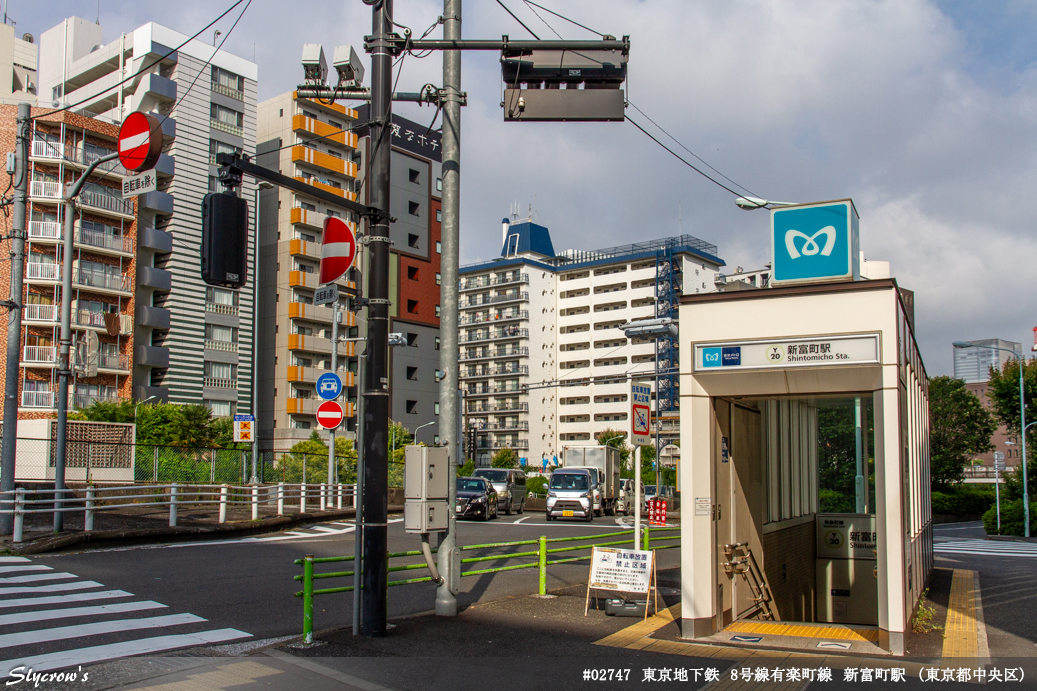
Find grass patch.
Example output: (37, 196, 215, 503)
(911, 589, 942, 635)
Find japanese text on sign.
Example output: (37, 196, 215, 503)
(588, 547, 654, 593)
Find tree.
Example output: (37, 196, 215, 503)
(458, 460, 475, 477)
(596, 428, 631, 468)
(929, 376, 996, 488)
(987, 358, 1037, 499)
(491, 447, 518, 468)
(388, 419, 413, 464)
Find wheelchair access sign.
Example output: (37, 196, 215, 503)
(316, 372, 342, 400)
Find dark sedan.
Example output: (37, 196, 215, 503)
(456, 477, 498, 520)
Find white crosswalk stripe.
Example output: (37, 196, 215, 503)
(0, 560, 250, 677)
(934, 538, 1037, 558)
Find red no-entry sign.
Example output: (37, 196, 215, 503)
(118, 112, 163, 172)
(316, 400, 344, 430)
(319, 216, 357, 285)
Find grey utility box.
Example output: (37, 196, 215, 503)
(404, 446, 449, 533)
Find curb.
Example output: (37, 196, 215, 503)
(4, 505, 404, 555)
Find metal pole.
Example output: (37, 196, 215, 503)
(360, 0, 393, 638)
(53, 190, 77, 532)
(1020, 358, 1029, 538)
(352, 349, 365, 635)
(0, 103, 29, 535)
(854, 397, 865, 514)
(329, 302, 338, 493)
(634, 445, 642, 546)
(995, 463, 1001, 533)
(436, 0, 462, 619)
(250, 185, 262, 484)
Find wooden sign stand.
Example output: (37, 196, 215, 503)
(584, 547, 658, 621)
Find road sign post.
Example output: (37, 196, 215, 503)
(317, 372, 343, 400)
(994, 450, 1005, 532)
(118, 112, 163, 173)
(317, 401, 345, 430)
(631, 382, 652, 549)
(234, 414, 255, 443)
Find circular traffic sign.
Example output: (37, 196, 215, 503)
(319, 216, 358, 285)
(316, 372, 343, 400)
(316, 400, 344, 430)
(118, 112, 163, 172)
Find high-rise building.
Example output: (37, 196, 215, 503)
(0, 107, 136, 422)
(952, 338, 1022, 384)
(458, 218, 724, 467)
(37, 19, 258, 414)
(255, 92, 362, 447)
(0, 23, 37, 105)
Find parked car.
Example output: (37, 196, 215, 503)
(472, 468, 528, 515)
(456, 477, 498, 520)
(545, 468, 594, 522)
(617, 478, 645, 515)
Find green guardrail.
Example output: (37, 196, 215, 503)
(294, 524, 680, 643)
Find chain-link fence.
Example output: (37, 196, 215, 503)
(2, 437, 404, 486)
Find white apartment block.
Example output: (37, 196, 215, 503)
(37, 18, 258, 413)
(459, 219, 725, 467)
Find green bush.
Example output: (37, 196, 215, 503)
(527, 476, 547, 497)
(983, 499, 1037, 536)
(930, 485, 996, 517)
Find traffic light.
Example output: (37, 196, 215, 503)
(201, 192, 249, 289)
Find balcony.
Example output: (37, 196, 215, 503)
(77, 228, 134, 255)
(288, 302, 356, 326)
(493, 385, 525, 394)
(73, 392, 128, 409)
(205, 302, 239, 316)
(460, 274, 529, 291)
(289, 238, 321, 261)
(287, 334, 356, 357)
(292, 145, 358, 178)
(465, 388, 492, 397)
(25, 263, 59, 282)
(31, 140, 128, 177)
(461, 347, 529, 362)
(293, 176, 358, 202)
(205, 339, 238, 353)
(463, 365, 529, 379)
(79, 188, 134, 217)
(72, 309, 108, 329)
(28, 220, 61, 242)
(23, 304, 58, 324)
(459, 310, 529, 326)
(476, 440, 529, 451)
(289, 270, 318, 289)
(287, 397, 320, 416)
(21, 390, 55, 408)
(23, 345, 57, 364)
(211, 119, 243, 137)
(138, 266, 172, 292)
(460, 292, 529, 308)
(74, 269, 133, 295)
(293, 114, 358, 148)
(136, 305, 170, 330)
(30, 180, 61, 199)
(204, 377, 236, 389)
(483, 421, 529, 432)
(290, 206, 326, 230)
(459, 328, 528, 344)
(211, 81, 245, 101)
(135, 345, 169, 368)
(140, 227, 173, 253)
(493, 402, 529, 412)
(98, 353, 131, 373)
(139, 191, 173, 215)
(287, 366, 356, 385)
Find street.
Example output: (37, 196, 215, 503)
(1, 513, 678, 676)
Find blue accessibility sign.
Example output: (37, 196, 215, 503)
(316, 372, 342, 400)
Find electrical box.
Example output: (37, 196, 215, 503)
(405, 500, 449, 533)
(405, 446, 448, 501)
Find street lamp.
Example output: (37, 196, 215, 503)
(134, 395, 158, 420)
(954, 341, 1030, 536)
(413, 421, 435, 445)
(734, 196, 800, 210)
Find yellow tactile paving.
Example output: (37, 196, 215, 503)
(593, 603, 680, 648)
(943, 569, 979, 658)
(725, 621, 881, 642)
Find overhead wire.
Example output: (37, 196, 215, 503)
(523, 0, 603, 37)
(495, 0, 540, 39)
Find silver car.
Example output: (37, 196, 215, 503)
(545, 469, 594, 522)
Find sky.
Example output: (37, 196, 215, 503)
(17, 0, 1037, 376)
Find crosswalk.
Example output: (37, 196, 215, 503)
(934, 538, 1037, 559)
(0, 556, 250, 677)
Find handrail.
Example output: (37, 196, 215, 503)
(293, 525, 680, 643)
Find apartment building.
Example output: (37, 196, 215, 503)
(0, 107, 135, 421)
(0, 23, 37, 104)
(459, 218, 725, 466)
(37, 18, 258, 414)
(255, 92, 362, 447)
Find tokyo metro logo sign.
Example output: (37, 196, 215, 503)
(771, 200, 859, 285)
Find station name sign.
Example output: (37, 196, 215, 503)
(694, 334, 879, 372)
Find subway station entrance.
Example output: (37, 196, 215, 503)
(678, 279, 932, 655)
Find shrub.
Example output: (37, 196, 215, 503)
(527, 476, 547, 496)
(983, 498, 1037, 536)
(911, 589, 941, 634)
(930, 485, 996, 517)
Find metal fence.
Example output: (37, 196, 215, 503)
(0, 437, 405, 487)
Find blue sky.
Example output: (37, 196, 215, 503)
(17, 1, 1037, 375)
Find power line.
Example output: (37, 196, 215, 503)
(32, 0, 248, 122)
(523, 0, 603, 37)
(496, 0, 540, 39)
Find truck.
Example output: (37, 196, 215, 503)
(561, 444, 621, 516)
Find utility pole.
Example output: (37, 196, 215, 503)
(361, 0, 393, 637)
(436, 0, 462, 618)
(0, 103, 29, 536)
(328, 302, 339, 494)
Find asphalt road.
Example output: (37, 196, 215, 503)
(3, 512, 678, 676)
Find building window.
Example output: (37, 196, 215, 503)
(205, 400, 233, 417)
(435, 337, 440, 351)
(436, 241, 442, 254)
(212, 66, 245, 93)
(408, 202, 420, 217)
(408, 234, 419, 248)
(210, 102, 244, 129)
(407, 333, 418, 347)
(409, 168, 420, 183)
(435, 305, 441, 318)
(406, 400, 418, 414)
(407, 266, 419, 280)
(407, 366, 418, 380)
(407, 299, 419, 314)
(436, 177, 442, 192)
(434, 435, 440, 445)
(436, 209, 442, 222)
(209, 139, 242, 164)
(434, 402, 440, 415)
(435, 272, 441, 285)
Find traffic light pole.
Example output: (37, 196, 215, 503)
(361, 0, 393, 638)
(0, 103, 29, 536)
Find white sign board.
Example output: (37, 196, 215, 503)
(121, 170, 157, 198)
(694, 333, 879, 372)
(233, 414, 255, 443)
(314, 283, 338, 306)
(816, 514, 877, 560)
(588, 546, 654, 593)
(630, 383, 651, 446)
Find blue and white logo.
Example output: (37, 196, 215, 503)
(771, 201, 859, 284)
(316, 372, 342, 400)
(702, 347, 722, 368)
